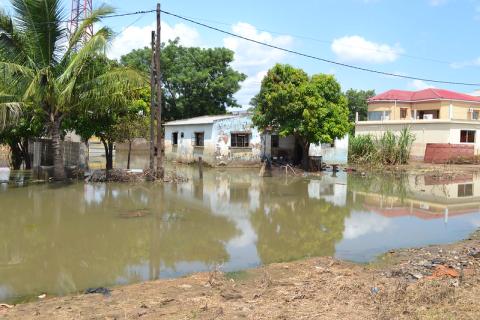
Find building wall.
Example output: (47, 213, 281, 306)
(164, 116, 262, 166)
(355, 121, 480, 159)
(211, 116, 262, 165)
(368, 100, 480, 121)
(165, 124, 214, 164)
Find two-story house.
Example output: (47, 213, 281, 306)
(355, 88, 480, 162)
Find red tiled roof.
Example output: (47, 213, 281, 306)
(369, 88, 480, 103)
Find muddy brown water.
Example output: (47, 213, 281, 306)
(1, 159, 480, 303)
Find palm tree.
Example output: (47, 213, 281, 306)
(0, 0, 145, 180)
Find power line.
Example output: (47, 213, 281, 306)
(161, 9, 480, 87)
(162, 13, 451, 65)
(29, 9, 156, 25)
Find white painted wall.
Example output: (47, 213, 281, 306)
(165, 115, 262, 166)
(355, 121, 480, 159)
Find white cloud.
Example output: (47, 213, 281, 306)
(450, 57, 480, 69)
(408, 79, 436, 90)
(223, 23, 293, 107)
(331, 35, 403, 64)
(109, 21, 292, 108)
(108, 21, 200, 60)
(429, 0, 448, 6)
(343, 211, 391, 240)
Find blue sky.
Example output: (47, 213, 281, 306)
(3, 0, 480, 107)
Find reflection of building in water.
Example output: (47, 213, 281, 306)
(352, 174, 480, 222)
(308, 173, 347, 206)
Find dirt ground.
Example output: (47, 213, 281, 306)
(2, 230, 480, 320)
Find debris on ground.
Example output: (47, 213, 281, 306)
(84, 287, 111, 296)
(84, 169, 188, 183)
(3, 230, 480, 319)
(0, 304, 13, 315)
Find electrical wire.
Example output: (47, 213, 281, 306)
(161, 9, 480, 87)
(160, 13, 451, 65)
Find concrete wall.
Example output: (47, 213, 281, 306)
(368, 100, 480, 121)
(165, 115, 349, 166)
(355, 121, 480, 160)
(212, 116, 262, 165)
(164, 115, 262, 166)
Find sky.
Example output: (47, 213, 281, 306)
(3, 0, 480, 108)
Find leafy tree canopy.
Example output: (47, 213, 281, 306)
(345, 88, 375, 122)
(120, 39, 247, 121)
(252, 64, 351, 167)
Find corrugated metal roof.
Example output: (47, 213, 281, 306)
(164, 115, 238, 126)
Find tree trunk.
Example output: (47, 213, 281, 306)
(22, 139, 31, 170)
(51, 118, 66, 180)
(9, 141, 22, 170)
(127, 140, 132, 170)
(301, 141, 311, 171)
(101, 138, 114, 171)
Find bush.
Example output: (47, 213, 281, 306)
(349, 128, 415, 165)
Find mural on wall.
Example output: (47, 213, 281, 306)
(164, 114, 349, 166)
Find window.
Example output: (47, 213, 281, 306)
(231, 133, 250, 147)
(180, 132, 184, 138)
(418, 110, 439, 120)
(473, 111, 479, 120)
(400, 108, 408, 119)
(194, 132, 204, 146)
(368, 111, 390, 121)
(460, 130, 475, 143)
(172, 132, 178, 145)
(271, 135, 279, 148)
(458, 184, 473, 197)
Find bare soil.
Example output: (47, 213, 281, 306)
(2, 230, 480, 320)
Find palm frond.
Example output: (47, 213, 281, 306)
(0, 102, 22, 129)
(65, 4, 115, 56)
(58, 27, 113, 86)
(11, 0, 67, 68)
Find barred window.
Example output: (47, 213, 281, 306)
(231, 133, 250, 147)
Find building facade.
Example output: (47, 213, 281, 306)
(164, 114, 349, 166)
(355, 88, 480, 161)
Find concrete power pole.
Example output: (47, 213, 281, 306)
(149, 31, 156, 173)
(155, 3, 164, 179)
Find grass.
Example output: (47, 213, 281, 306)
(349, 127, 415, 166)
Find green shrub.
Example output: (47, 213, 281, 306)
(349, 127, 415, 166)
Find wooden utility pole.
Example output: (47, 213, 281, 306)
(149, 30, 156, 173)
(155, 3, 164, 179)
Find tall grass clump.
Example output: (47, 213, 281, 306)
(349, 127, 415, 166)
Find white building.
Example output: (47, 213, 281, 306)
(164, 114, 349, 166)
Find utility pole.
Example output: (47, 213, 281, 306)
(149, 31, 156, 174)
(155, 3, 164, 179)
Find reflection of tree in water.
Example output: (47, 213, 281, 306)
(251, 178, 351, 264)
(148, 187, 240, 278)
(0, 183, 238, 300)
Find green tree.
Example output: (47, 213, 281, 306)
(252, 64, 351, 169)
(120, 40, 247, 121)
(0, 104, 44, 169)
(0, 1, 144, 180)
(63, 56, 146, 171)
(345, 89, 375, 122)
(111, 95, 149, 170)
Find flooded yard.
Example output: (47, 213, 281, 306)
(1, 164, 480, 304)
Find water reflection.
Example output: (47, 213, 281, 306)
(1, 167, 480, 302)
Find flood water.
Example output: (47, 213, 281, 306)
(1, 160, 480, 303)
